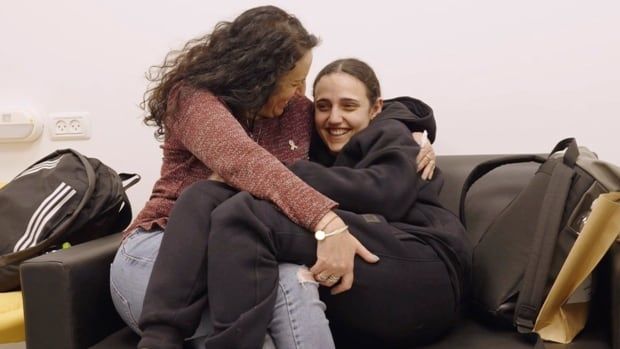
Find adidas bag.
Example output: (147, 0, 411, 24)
(459, 138, 620, 332)
(0, 149, 140, 291)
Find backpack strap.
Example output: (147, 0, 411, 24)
(534, 335, 548, 349)
(110, 191, 133, 233)
(119, 173, 141, 190)
(74, 173, 138, 236)
(514, 138, 579, 333)
(459, 154, 545, 227)
(113, 173, 140, 232)
(551, 137, 579, 167)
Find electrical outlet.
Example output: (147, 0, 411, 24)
(55, 119, 69, 134)
(49, 112, 91, 140)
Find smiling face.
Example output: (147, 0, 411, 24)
(257, 50, 313, 118)
(313, 72, 382, 154)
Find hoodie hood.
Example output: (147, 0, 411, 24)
(380, 96, 436, 142)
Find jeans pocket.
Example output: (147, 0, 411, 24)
(110, 277, 141, 334)
(119, 229, 163, 264)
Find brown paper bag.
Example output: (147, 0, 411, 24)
(534, 192, 620, 343)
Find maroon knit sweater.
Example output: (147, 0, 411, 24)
(126, 84, 337, 236)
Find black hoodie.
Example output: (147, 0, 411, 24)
(290, 97, 472, 301)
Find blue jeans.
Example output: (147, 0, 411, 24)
(110, 229, 334, 349)
(270, 263, 335, 349)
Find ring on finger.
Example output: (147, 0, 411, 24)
(327, 275, 340, 283)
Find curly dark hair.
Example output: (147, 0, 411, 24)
(142, 6, 319, 139)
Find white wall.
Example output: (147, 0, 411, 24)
(1, 0, 618, 214)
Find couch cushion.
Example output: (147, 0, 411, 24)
(0, 291, 25, 343)
(89, 327, 137, 349)
(421, 315, 609, 349)
(90, 316, 610, 349)
(421, 317, 534, 349)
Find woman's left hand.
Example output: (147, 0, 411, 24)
(412, 131, 436, 180)
(310, 213, 379, 295)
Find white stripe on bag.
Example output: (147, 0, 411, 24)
(13, 183, 68, 252)
(13, 156, 64, 181)
(29, 187, 77, 250)
(13, 182, 76, 252)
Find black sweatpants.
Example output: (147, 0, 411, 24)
(205, 192, 458, 349)
(138, 180, 237, 349)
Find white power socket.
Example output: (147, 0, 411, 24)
(49, 112, 91, 140)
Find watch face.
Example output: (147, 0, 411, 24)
(315, 230, 326, 240)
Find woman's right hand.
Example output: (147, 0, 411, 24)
(413, 131, 436, 180)
(310, 212, 380, 295)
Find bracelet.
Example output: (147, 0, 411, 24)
(315, 225, 348, 241)
(318, 214, 338, 232)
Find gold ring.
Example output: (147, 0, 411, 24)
(327, 275, 340, 283)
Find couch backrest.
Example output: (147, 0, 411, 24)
(436, 154, 539, 244)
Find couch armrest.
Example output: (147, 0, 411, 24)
(20, 233, 125, 349)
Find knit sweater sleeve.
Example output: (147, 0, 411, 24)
(172, 88, 337, 230)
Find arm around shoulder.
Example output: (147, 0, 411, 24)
(172, 87, 336, 230)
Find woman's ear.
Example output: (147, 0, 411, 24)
(370, 98, 383, 120)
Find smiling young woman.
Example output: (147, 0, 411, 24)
(200, 58, 471, 348)
(313, 70, 382, 153)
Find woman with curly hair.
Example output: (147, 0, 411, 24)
(109, 5, 436, 349)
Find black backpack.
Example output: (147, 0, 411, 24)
(0, 149, 140, 291)
(459, 138, 620, 333)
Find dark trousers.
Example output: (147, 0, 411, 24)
(205, 192, 458, 349)
(138, 181, 237, 349)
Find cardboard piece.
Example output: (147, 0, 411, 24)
(534, 192, 620, 343)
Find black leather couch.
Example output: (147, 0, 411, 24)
(19, 154, 619, 349)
